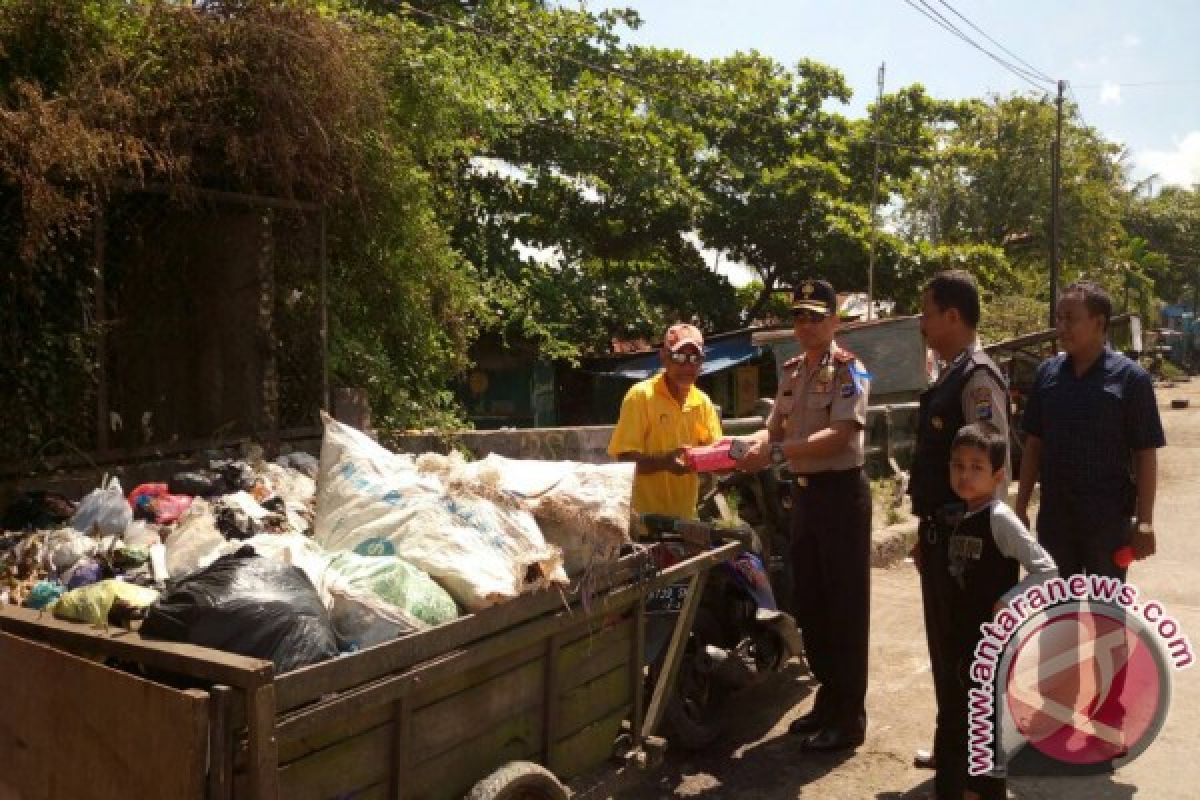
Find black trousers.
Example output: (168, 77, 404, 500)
(1037, 493, 1132, 580)
(918, 520, 1006, 800)
(791, 468, 871, 733)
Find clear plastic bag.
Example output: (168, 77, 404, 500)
(71, 477, 133, 538)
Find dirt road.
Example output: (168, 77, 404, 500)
(618, 381, 1200, 799)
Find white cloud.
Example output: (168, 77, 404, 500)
(1122, 33, 1142, 49)
(1137, 132, 1200, 188)
(1099, 80, 1122, 106)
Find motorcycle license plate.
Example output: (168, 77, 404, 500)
(646, 583, 689, 613)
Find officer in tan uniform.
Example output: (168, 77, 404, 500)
(738, 279, 872, 752)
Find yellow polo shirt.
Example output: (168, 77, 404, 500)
(607, 372, 723, 520)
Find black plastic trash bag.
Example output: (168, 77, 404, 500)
(168, 470, 229, 497)
(140, 547, 339, 673)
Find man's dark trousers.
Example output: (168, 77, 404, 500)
(791, 468, 872, 734)
(1038, 492, 1131, 580)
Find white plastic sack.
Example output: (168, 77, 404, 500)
(440, 455, 635, 577)
(314, 412, 437, 551)
(384, 493, 565, 611)
(314, 413, 567, 611)
(71, 477, 132, 538)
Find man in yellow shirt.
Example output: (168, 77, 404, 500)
(607, 323, 723, 520)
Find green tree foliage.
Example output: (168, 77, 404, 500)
(5, 0, 1199, 456)
(0, 0, 482, 455)
(1123, 186, 1200, 307)
(899, 94, 1126, 297)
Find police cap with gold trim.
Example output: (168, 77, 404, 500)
(791, 279, 837, 316)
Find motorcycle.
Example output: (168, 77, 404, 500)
(639, 467, 803, 750)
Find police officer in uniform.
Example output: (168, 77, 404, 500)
(908, 270, 1010, 795)
(739, 279, 872, 752)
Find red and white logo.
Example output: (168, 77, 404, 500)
(1004, 605, 1170, 768)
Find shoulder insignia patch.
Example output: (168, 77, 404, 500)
(840, 381, 857, 399)
(971, 386, 993, 421)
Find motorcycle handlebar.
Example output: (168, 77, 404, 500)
(638, 513, 755, 548)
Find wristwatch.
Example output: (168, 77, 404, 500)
(1136, 521, 1155, 535)
(769, 443, 787, 466)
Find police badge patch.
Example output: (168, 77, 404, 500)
(840, 382, 856, 398)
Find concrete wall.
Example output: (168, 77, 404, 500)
(383, 406, 917, 476)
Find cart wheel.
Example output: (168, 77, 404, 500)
(464, 761, 569, 800)
(663, 606, 726, 750)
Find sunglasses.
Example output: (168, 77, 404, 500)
(668, 351, 704, 365)
(792, 309, 829, 324)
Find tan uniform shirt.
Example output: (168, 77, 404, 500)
(766, 343, 870, 473)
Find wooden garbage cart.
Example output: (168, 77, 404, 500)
(0, 540, 739, 800)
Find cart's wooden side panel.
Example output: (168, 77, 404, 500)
(551, 706, 630, 781)
(0, 632, 209, 800)
(268, 611, 638, 800)
(274, 721, 393, 800)
(405, 710, 544, 800)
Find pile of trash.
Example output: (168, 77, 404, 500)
(0, 413, 636, 673)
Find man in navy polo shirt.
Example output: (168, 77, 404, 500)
(1014, 281, 1164, 579)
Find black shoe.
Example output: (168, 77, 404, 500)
(913, 748, 935, 769)
(788, 709, 825, 735)
(798, 726, 865, 752)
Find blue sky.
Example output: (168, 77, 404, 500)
(592, 0, 1200, 188)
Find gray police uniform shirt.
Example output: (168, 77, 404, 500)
(935, 341, 1011, 495)
(766, 342, 869, 473)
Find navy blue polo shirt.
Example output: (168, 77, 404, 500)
(1022, 347, 1165, 503)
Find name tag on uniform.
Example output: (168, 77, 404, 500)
(948, 535, 983, 561)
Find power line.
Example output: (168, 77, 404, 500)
(916, 0, 1053, 88)
(901, 0, 1053, 91)
(935, 0, 1054, 83)
(1073, 79, 1200, 88)
(1065, 81, 1090, 132)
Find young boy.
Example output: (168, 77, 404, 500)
(925, 423, 1057, 800)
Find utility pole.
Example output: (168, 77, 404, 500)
(867, 62, 885, 321)
(1048, 79, 1065, 329)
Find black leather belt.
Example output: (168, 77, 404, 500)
(788, 466, 863, 487)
